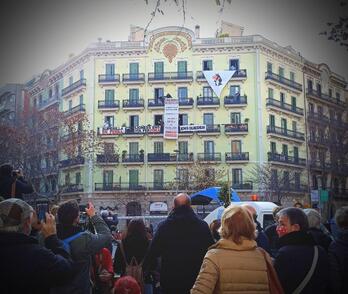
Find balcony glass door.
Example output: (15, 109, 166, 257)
(129, 170, 139, 189)
(204, 141, 214, 160)
(129, 63, 139, 79)
(106, 64, 115, 78)
(178, 87, 188, 101)
(231, 112, 241, 124)
(154, 62, 164, 79)
(177, 61, 187, 78)
(103, 170, 113, 189)
(231, 140, 241, 154)
(232, 169, 242, 186)
(129, 89, 139, 104)
(105, 89, 115, 104)
(154, 169, 164, 189)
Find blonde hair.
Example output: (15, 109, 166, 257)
(219, 205, 256, 244)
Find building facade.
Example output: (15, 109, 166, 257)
(24, 25, 347, 216)
(0, 84, 24, 126)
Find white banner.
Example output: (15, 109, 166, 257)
(179, 125, 206, 132)
(203, 70, 235, 97)
(164, 98, 179, 139)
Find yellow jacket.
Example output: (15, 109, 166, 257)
(191, 238, 270, 294)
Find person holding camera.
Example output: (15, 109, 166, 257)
(0, 198, 76, 294)
(51, 200, 112, 294)
(0, 163, 34, 200)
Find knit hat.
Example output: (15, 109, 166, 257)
(113, 276, 141, 294)
(0, 198, 34, 230)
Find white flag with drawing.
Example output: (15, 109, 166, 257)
(203, 70, 235, 97)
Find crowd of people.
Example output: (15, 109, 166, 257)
(0, 163, 348, 294)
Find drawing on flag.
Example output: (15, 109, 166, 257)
(203, 70, 236, 97)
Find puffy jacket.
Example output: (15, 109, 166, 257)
(0, 232, 75, 294)
(191, 238, 270, 294)
(328, 229, 348, 294)
(144, 206, 214, 293)
(51, 215, 112, 294)
(274, 231, 329, 294)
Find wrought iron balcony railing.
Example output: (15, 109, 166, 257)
(224, 123, 248, 133)
(148, 98, 165, 107)
(148, 71, 193, 81)
(266, 98, 304, 115)
(147, 153, 177, 162)
(232, 181, 253, 190)
(97, 100, 120, 109)
(225, 152, 249, 161)
(122, 99, 145, 108)
(265, 72, 302, 92)
(179, 98, 194, 106)
(197, 97, 220, 106)
(196, 124, 221, 134)
(197, 152, 222, 161)
(267, 125, 305, 141)
(307, 112, 329, 123)
(121, 154, 144, 163)
(224, 95, 248, 106)
(63, 104, 86, 117)
(59, 156, 85, 168)
(61, 184, 84, 193)
(122, 73, 145, 83)
(306, 89, 346, 107)
(98, 74, 120, 83)
(267, 152, 306, 166)
(62, 79, 86, 96)
(96, 154, 119, 163)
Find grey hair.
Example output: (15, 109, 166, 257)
(277, 207, 309, 231)
(303, 209, 321, 229)
(0, 223, 25, 233)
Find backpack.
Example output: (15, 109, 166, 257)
(62, 232, 84, 254)
(119, 240, 145, 292)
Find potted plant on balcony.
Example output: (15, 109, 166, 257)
(122, 150, 127, 161)
(139, 149, 144, 161)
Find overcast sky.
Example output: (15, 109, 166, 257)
(0, 0, 347, 87)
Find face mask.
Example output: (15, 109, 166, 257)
(276, 225, 288, 237)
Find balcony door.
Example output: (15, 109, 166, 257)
(129, 170, 139, 189)
(231, 112, 241, 124)
(129, 142, 139, 155)
(231, 140, 241, 154)
(154, 61, 164, 79)
(105, 89, 115, 104)
(129, 115, 139, 128)
(129, 89, 139, 103)
(105, 64, 115, 77)
(129, 63, 139, 79)
(153, 169, 164, 189)
(204, 141, 214, 160)
(232, 169, 242, 186)
(177, 61, 187, 78)
(203, 113, 214, 126)
(103, 170, 113, 188)
(154, 142, 163, 154)
(178, 87, 188, 101)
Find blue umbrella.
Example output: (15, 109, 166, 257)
(190, 187, 240, 205)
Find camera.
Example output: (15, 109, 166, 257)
(12, 169, 20, 177)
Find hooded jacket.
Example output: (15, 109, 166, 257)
(274, 231, 329, 294)
(51, 215, 112, 294)
(0, 232, 75, 294)
(0, 175, 34, 199)
(328, 229, 348, 294)
(144, 206, 214, 293)
(191, 238, 270, 294)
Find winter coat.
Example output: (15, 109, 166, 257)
(51, 215, 112, 294)
(308, 227, 332, 252)
(274, 231, 329, 294)
(0, 232, 75, 294)
(144, 206, 214, 294)
(264, 223, 279, 257)
(255, 221, 271, 254)
(0, 176, 34, 199)
(328, 229, 348, 294)
(191, 238, 270, 294)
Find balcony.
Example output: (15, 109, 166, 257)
(306, 89, 346, 108)
(62, 79, 86, 98)
(148, 71, 193, 83)
(147, 153, 177, 164)
(224, 123, 248, 135)
(61, 184, 84, 193)
(266, 98, 304, 117)
(267, 125, 305, 142)
(177, 153, 194, 163)
(224, 95, 248, 107)
(95, 183, 121, 191)
(98, 74, 120, 85)
(60, 131, 84, 143)
(196, 70, 247, 82)
(37, 96, 59, 111)
(232, 181, 253, 191)
(96, 154, 119, 164)
(122, 99, 145, 110)
(179, 98, 194, 108)
(97, 127, 125, 137)
(196, 97, 220, 108)
(123, 127, 146, 137)
(63, 104, 86, 118)
(268, 152, 306, 167)
(121, 154, 144, 164)
(59, 156, 85, 169)
(310, 160, 332, 171)
(97, 100, 120, 110)
(307, 112, 329, 124)
(122, 73, 145, 84)
(148, 98, 164, 109)
(308, 136, 329, 148)
(283, 184, 308, 193)
(265, 72, 302, 92)
(197, 153, 222, 162)
(225, 152, 249, 163)
(196, 124, 221, 136)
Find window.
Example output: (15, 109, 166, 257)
(79, 94, 84, 105)
(282, 144, 288, 156)
(293, 146, 299, 160)
(229, 59, 239, 71)
(317, 105, 323, 115)
(39, 94, 43, 106)
(290, 71, 295, 81)
(283, 171, 289, 187)
(154, 114, 163, 126)
(76, 172, 81, 185)
(154, 62, 164, 77)
(68, 100, 72, 110)
(204, 141, 214, 154)
(308, 103, 314, 113)
(203, 60, 213, 71)
(105, 89, 115, 102)
(231, 112, 241, 124)
(154, 170, 164, 188)
(336, 92, 341, 101)
(105, 64, 115, 76)
(154, 88, 164, 99)
(178, 169, 188, 182)
(104, 143, 114, 154)
(203, 86, 213, 97)
(129, 89, 139, 102)
(79, 70, 84, 80)
(267, 62, 273, 73)
(104, 116, 114, 128)
(179, 114, 188, 125)
(103, 170, 113, 185)
(178, 87, 188, 99)
(317, 83, 321, 95)
(129, 142, 139, 154)
(154, 142, 163, 153)
(271, 169, 278, 185)
(231, 140, 241, 153)
(268, 88, 274, 98)
(229, 85, 240, 96)
(270, 142, 277, 153)
(65, 173, 70, 185)
(292, 121, 297, 132)
(55, 84, 59, 97)
(69, 76, 73, 85)
(178, 141, 188, 154)
(232, 169, 242, 184)
(129, 170, 139, 188)
(281, 118, 287, 131)
(129, 115, 139, 128)
(269, 115, 275, 127)
(33, 98, 37, 108)
(307, 80, 313, 91)
(48, 88, 53, 98)
(329, 88, 332, 97)
(291, 96, 297, 110)
(280, 92, 285, 104)
(177, 60, 187, 73)
(278, 67, 284, 77)
(130, 63, 139, 74)
(203, 113, 214, 125)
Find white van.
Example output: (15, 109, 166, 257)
(204, 201, 278, 229)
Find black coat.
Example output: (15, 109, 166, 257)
(308, 227, 332, 252)
(0, 232, 75, 294)
(274, 231, 330, 294)
(265, 223, 280, 256)
(0, 176, 34, 199)
(328, 229, 348, 294)
(144, 206, 214, 294)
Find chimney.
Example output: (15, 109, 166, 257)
(195, 25, 200, 39)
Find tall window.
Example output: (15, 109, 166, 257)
(178, 141, 188, 154)
(231, 112, 241, 124)
(229, 59, 239, 71)
(292, 121, 297, 132)
(154, 142, 163, 153)
(65, 173, 70, 185)
(105, 64, 115, 76)
(317, 83, 322, 95)
(293, 146, 299, 160)
(129, 142, 139, 154)
(103, 170, 113, 185)
(178, 87, 188, 100)
(270, 142, 277, 153)
(267, 62, 273, 73)
(105, 89, 115, 102)
(232, 169, 242, 185)
(282, 144, 288, 156)
(203, 113, 214, 125)
(278, 67, 284, 77)
(154, 88, 164, 100)
(104, 116, 114, 128)
(204, 141, 214, 154)
(280, 92, 285, 104)
(129, 62, 139, 74)
(231, 140, 241, 154)
(177, 60, 187, 75)
(179, 114, 188, 125)
(153, 170, 164, 188)
(307, 80, 313, 91)
(229, 85, 240, 96)
(291, 96, 297, 110)
(329, 88, 333, 97)
(154, 114, 163, 126)
(79, 70, 84, 80)
(202, 60, 213, 71)
(203, 86, 213, 97)
(283, 171, 290, 187)
(281, 118, 287, 131)
(79, 94, 84, 105)
(154, 61, 164, 78)
(317, 105, 323, 115)
(54, 84, 59, 97)
(129, 170, 139, 188)
(68, 100, 72, 110)
(178, 169, 188, 183)
(308, 103, 314, 113)
(129, 89, 139, 102)
(69, 76, 73, 85)
(268, 88, 274, 98)
(269, 115, 275, 127)
(129, 115, 139, 128)
(76, 172, 81, 185)
(104, 143, 114, 154)
(294, 173, 301, 188)
(290, 71, 295, 81)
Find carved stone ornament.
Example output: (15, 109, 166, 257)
(162, 43, 178, 63)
